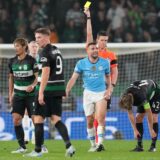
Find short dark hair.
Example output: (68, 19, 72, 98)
(13, 38, 28, 51)
(119, 93, 133, 110)
(35, 27, 51, 35)
(97, 31, 108, 37)
(87, 42, 97, 48)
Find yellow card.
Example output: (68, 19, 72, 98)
(84, 1, 91, 8)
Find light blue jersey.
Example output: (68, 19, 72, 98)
(74, 57, 110, 92)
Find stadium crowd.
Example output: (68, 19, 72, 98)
(0, 0, 160, 43)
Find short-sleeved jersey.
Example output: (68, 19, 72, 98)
(124, 80, 160, 107)
(74, 57, 110, 92)
(98, 48, 118, 68)
(8, 54, 38, 97)
(36, 44, 65, 96)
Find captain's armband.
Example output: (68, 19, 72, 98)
(144, 102, 150, 110)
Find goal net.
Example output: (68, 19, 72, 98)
(0, 43, 160, 140)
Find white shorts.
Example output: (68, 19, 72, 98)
(83, 89, 105, 116)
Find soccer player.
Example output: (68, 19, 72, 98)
(8, 38, 38, 153)
(119, 80, 159, 152)
(22, 41, 39, 144)
(84, 8, 118, 143)
(28, 41, 39, 59)
(66, 42, 112, 152)
(22, 40, 48, 153)
(25, 28, 75, 157)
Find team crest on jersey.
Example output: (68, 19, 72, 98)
(40, 57, 47, 62)
(99, 66, 103, 71)
(23, 65, 28, 70)
(91, 66, 96, 71)
(19, 66, 22, 70)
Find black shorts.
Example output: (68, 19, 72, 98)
(137, 97, 160, 114)
(150, 95, 160, 114)
(34, 95, 62, 118)
(11, 95, 35, 117)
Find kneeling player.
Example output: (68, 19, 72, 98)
(119, 80, 159, 152)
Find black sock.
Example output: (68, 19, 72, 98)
(136, 123, 143, 147)
(35, 123, 44, 152)
(55, 121, 71, 149)
(15, 125, 26, 149)
(151, 123, 158, 147)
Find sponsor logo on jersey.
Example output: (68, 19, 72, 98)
(85, 73, 99, 78)
(13, 70, 33, 77)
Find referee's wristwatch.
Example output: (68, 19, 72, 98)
(112, 84, 116, 88)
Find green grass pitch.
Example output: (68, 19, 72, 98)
(0, 140, 159, 160)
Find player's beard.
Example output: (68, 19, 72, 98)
(91, 54, 98, 60)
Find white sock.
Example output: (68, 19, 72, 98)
(31, 121, 35, 144)
(22, 115, 30, 141)
(97, 125, 105, 145)
(87, 128, 96, 147)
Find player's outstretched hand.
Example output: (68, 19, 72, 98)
(150, 129, 157, 138)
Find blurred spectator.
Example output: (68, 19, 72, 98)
(65, 1, 85, 29)
(14, 11, 28, 31)
(125, 19, 142, 42)
(112, 28, 124, 42)
(142, 4, 160, 41)
(49, 23, 59, 43)
(29, 3, 48, 28)
(141, 30, 152, 42)
(0, 0, 160, 43)
(93, 10, 110, 38)
(0, 37, 4, 43)
(127, 4, 143, 28)
(124, 32, 134, 42)
(61, 19, 81, 43)
(0, 9, 14, 43)
(16, 24, 28, 39)
(107, 0, 126, 31)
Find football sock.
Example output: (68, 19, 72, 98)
(151, 123, 158, 147)
(136, 123, 143, 147)
(31, 121, 35, 144)
(15, 125, 26, 149)
(22, 115, 30, 142)
(35, 123, 44, 152)
(97, 125, 105, 145)
(55, 121, 71, 149)
(87, 128, 96, 147)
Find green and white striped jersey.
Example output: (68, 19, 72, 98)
(8, 54, 38, 97)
